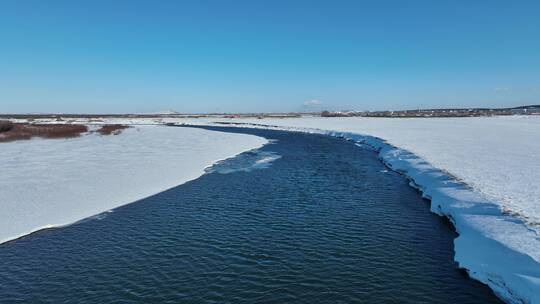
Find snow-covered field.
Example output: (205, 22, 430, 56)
(0, 125, 266, 244)
(178, 115, 540, 304)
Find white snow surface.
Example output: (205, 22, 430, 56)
(179, 115, 540, 304)
(0, 125, 266, 244)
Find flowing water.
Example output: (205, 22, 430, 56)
(0, 127, 502, 303)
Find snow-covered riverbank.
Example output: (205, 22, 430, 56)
(180, 116, 540, 304)
(0, 125, 266, 244)
(193, 116, 540, 227)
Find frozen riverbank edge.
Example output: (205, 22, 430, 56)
(186, 122, 540, 304)
(0, 126, 268, 245)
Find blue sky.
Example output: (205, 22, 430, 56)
(1, 0, 539, 113)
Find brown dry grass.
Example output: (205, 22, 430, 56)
(97, 124, 130, 135)
(0, 120, 14, 133)
(0, 124, 88, 143)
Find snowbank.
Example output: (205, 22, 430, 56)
(181, 116, 540, 304)
(346, 131, 540, 304)
(0, 125, 266, 244)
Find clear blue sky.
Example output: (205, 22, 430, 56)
(1, 0, 539, 113)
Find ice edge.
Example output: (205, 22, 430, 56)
(192, 122, 540, 304)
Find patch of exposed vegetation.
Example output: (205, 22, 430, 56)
(0, 123, 88, 143)
(97, 124, 130, 135)
(0, 120, 14, 133)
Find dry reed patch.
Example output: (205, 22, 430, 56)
(0, 124, 88, 143)
(97, 124, 130, 135)
(0, 120, 14, 133)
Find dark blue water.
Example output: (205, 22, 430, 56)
(0, 127, 502, 303)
